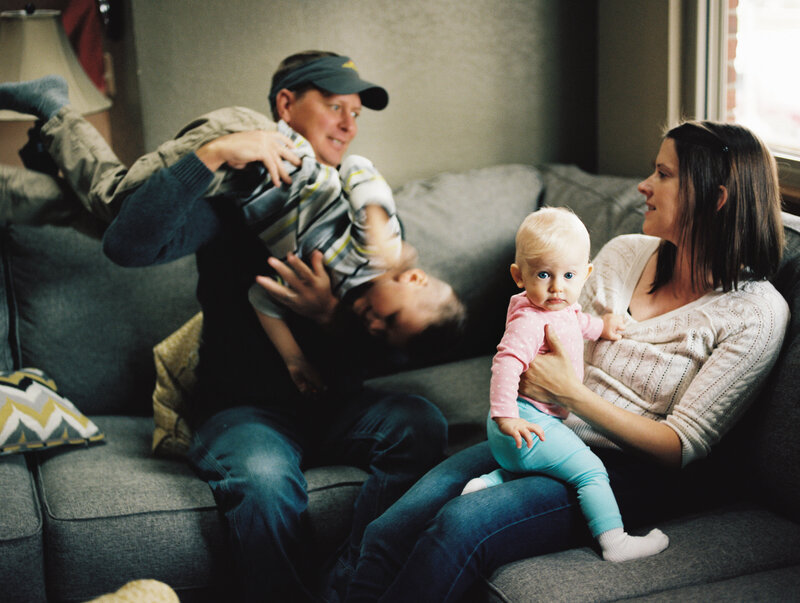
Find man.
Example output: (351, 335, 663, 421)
(1, 51, 449, 602)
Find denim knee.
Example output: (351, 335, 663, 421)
(378, 393, 447, 465)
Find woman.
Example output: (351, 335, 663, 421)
(341, 121, 791, 602)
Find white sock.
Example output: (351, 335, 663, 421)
(597, 527, 669, 562)
(461, 477, 490, 495)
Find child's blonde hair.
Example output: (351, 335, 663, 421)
(515, 207, 591, 265)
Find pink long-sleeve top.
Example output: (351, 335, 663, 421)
(490, 292, 604, 419)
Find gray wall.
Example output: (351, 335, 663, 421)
(597, 0, 677, 178)
(128, 0, 598, 186)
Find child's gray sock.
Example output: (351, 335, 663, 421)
(0, 75, 69, 120)
(598, 527, 669, 562)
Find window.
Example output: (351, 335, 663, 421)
(726, 0, 799, 157)
(722, 0, 800, 210)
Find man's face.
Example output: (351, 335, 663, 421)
(280, 88, 361, 167)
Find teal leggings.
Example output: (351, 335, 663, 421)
(484, 399, 623, 537)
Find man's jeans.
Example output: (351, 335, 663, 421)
(187, 389, 447, 602)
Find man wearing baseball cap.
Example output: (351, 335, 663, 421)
(0, 51, 450, 602)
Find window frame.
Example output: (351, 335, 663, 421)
(689, 0, 800, 211)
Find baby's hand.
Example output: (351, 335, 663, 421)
(285, 355, 327, 397)
(601, 313, 626, 341)
(494, 417, 545, 449)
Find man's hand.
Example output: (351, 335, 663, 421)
(195, 130, 301, 185)
(255, 251, 338, 325)
(494, 416, 545, 449)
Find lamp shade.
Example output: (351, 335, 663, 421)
(0, 9, 111, 120)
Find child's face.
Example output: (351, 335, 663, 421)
(511, 245, 592, 312)
(351, 270, 432, 346)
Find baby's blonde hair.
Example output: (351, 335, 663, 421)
(515, 207, 591, 265)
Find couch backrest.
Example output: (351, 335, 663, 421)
(2, 224, 199, 416)
(394, 164, 543, 359)
(743, 213, 800, 521)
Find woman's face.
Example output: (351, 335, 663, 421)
(638, 138, 682, 244)
(280, 88, 361, 167)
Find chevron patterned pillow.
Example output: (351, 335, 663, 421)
(0, 368, 104, 455)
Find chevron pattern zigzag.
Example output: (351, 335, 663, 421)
(0, 368, 104, 455)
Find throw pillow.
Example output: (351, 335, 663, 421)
(152, 312, 202, 458)
(0, 368, 104, 455)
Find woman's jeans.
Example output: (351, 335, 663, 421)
(187, 388, 447, 603)
(346, 441, 700, 603)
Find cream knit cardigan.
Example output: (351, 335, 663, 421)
(566, 235, 790, 466)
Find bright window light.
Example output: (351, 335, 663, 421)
(729, 0, 800, 158)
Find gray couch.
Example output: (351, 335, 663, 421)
(2, 164, 798, 602)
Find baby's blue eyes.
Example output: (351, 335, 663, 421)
(536, 271, 575, 280)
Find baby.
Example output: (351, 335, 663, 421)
(462, 207, 669, 562)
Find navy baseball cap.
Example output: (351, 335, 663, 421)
(269, 55, 389, 111)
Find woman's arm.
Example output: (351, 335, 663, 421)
(520, 325, 683, 468)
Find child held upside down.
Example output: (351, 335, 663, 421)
(244, 120, 452, 395)
(462, 207, 669, 562)
(0, 75, 465, 395)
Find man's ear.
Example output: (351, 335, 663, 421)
(275, 89, 295, 123)
(716, 185, 729, 211)
(398, 268, 429, 285)
(510, 264, 524, 288)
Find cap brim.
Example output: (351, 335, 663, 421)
(312, 74, 389, 110)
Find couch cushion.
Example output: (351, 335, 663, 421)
(743, 212, 800, 522)
(483, 504, 800, 602)
(35, 415, 226, 601)
(537, 164, 644, 257)
(0, 454, 46, 603)
(394, 164, 543, 359)
(5, 225, 199, 416)
(35, 415, 368, 601)
(304, 465, 369, 557)
(626, 565, 800, 602)
(367, 355, 492, 454)
(0, 368, 104, 455)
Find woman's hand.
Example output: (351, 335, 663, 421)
(255, 251, 339, 325)
(519, 325, 582, 410)
(522, 325, 683, 467)
(195, 130, 301, 185)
